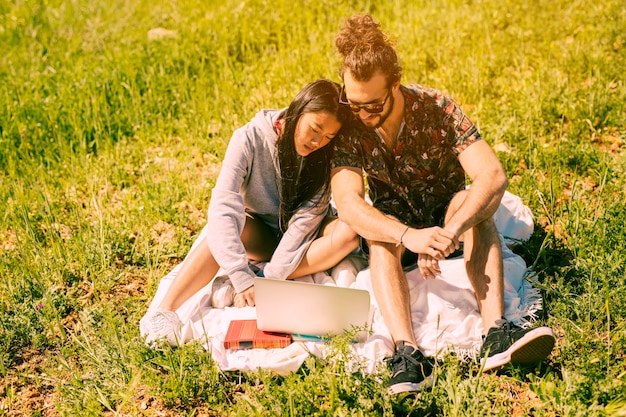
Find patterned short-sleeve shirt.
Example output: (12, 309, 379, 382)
(332, 84, 481, 228)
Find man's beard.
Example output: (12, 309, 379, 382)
(363, 92, 394, 130)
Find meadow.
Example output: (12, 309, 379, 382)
(1, 0, 625, 415)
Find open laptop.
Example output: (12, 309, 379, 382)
(254, 277, 371, 339)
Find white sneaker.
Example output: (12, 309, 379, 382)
(210, 275, 235, 308)
(144, 309, 182, 346)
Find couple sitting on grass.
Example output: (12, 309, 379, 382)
(142, 13, 555, 394)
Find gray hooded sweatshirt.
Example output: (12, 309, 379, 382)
(205, 109, 328, 293)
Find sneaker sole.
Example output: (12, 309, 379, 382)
(482, 327, 556, 372)
(387, 374, 433, 394)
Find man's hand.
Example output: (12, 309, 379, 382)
(403, 226, 459, 260)
(234, 286, 255, 307)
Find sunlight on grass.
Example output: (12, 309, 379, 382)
(1, 0, 625, 415)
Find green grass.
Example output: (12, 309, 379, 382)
(1, 0, 625, 415)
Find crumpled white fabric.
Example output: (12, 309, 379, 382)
(140, 191, 541, 375)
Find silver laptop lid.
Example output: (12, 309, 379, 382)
(254, 278, 371, 337)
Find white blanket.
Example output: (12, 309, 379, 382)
(140, 191, 541, 376)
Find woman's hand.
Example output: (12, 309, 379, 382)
(234, 286, 255, 307)
(418, 253, 441, 279)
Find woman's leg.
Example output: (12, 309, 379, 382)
(157, 213, 279, 311)
(288, 217, 359, 278)
(156, 233, 221, 312)
(240, 213, 279, 261)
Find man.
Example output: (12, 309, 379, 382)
(331, 14, 555, 394)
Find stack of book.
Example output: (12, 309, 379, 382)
(223, 319, 292, 350)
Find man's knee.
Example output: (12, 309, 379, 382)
(366, 239, 399, 252)
(444, 190, 469, 223)
(366, 239, 404, 260)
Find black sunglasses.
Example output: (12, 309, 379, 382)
(339, 85, 391, 114)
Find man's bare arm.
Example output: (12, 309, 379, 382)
(331, 166, 456, 259)
(444, 140, 508, 239)
(331, 166, 405, 241)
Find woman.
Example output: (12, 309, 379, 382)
(142, 79, 359, 345)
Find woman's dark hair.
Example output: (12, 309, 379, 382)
(335, 13, 402, 86)
(277, 79, 352, 234)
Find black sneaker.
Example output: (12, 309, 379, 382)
(386, 342, 434, 394)
(480, 318, 556, 372)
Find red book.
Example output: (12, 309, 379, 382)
(223, 319, 292, 350)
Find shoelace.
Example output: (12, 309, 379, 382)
(484, 319, 520, 353)
(150, 311, 177, 332)
(387, 349, 426, 374)
(500, 319, 512, 334)
(482, 320, 505, 354)
(499, 319, 526, 344)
